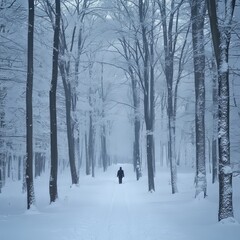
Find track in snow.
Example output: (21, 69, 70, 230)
(1, 164, 240, 240)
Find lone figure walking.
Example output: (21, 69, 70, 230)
(117, 167, 124, 184)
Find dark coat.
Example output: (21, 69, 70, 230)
(117, 168, 124, 179)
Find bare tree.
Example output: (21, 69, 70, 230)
(49, 0, 60, 203)
(157, 0, 189, 194)
(26, 0, 35, 209)
(87, 52, 97, 178)
(210, 56, 218, 184)
(116, 36, 142, 180)
(0, 0, 16, 10)
(42, 0, 96, 184)
(191, 0, 207, 198)
(137, 0, 155, 191)
(206, 0, 236, 221)
(57, 0, 91, 184)
(111, 0, 154, 187)
(99, 63, 109, 172)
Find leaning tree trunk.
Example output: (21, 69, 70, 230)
(206, 0, 235, 221)
(26, 0, 35, 209)
(191, 0, 207, 198)
(49, 0, 60, 203)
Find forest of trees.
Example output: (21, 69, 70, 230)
(0, 0, 240, 222)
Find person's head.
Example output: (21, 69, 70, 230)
(120, 167, 122, 170)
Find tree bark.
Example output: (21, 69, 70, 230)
(211, 58, 218, 183)
(26, 0, 35, 209)
(158, 0, 181, 194)
(191, 0, 207, 198)
(49, 0, 60, 203)
(101, 125, 108, 171)
(139, 0, 155, 192)
(73, 0, 88, 173)
(88, 112, 95, 178)
(120, 37, 142, 180)
(85, 130, 90, 175)
(18, 156, 21, 180)
(59, 64, 79, 184)
(134, 118, 141, 180)
(206, 0, 235, 221)
(100, 63, 108, 172)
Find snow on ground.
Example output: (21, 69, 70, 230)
(0, 164, 240, 240)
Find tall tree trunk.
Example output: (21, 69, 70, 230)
(26, 0, 35, 209)
(218, 70, 233, 221)
(71, 87, 79, 177)
(57, 18, 79, 185)
(22, 156, 26, 193)
(59, 64, 79, 185)
(130, 67, 141, 180)
(0, 86, 7, 192)
(18, 156, 21, 181)
(158, 0, 181, 194)
(120, 37, 142, 180)
(35, 153, 40, 178)
(100, 63, 108, 172)
(7, 155, 11, 178)
(101, 125, 107, 172)
(65, 84, 78, 184)
(191, 0, 207, 198)
(150, 13, 155, 176)
(85, 129, 90, 175)
(76, 131, 81, 173)
(168, 112, 178, 193)
(134, 118, 141, 180)
(211, 58, 218, 183)
(206, 0, 235, 221)
(89, 113, 95, 178)
(49, 0, 60, 203)
(73, 0, 88, 172)
(139, 0, 155, 192)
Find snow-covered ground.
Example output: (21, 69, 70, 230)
(0, 164, 240, 240)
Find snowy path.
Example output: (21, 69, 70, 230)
(0, 164, 240, 240)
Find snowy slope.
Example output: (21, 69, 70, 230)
(0, 164, 240, 240)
